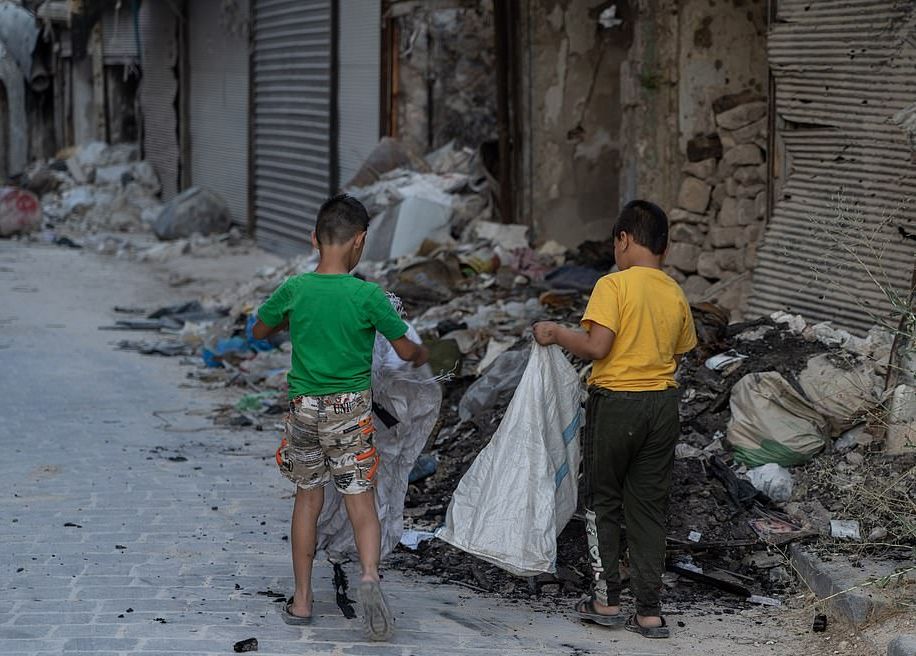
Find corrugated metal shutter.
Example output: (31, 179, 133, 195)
(748, 0, 916, 334)
(138, 3, 179, 200)
(101, 6, 140, 64)
(252, 0, 332, 255)
(188, 0, 250, 227)
(337, 0, 380, 186)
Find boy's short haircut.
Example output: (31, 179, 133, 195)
(612, 200, 669, 255)
(315, 194, 371, 245)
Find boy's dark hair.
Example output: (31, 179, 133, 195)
(315, 194, 371, 245)
(612, 200, 669, 255)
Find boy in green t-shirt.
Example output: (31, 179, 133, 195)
(252, 194, 428, 641)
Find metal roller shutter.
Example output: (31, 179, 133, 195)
(748, 0, 916, 334)
(188, 0, 251, 227)
(101, 7, 140, 64)
(138, 3, 179, 200)
(252, 0, 332, 255)
(337, 0, 380, 186)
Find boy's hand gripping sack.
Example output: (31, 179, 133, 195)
(438, 344, 582, 576)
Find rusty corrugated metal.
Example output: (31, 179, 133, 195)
(138, 2, 179, 200)
(748, 0, 916, 334)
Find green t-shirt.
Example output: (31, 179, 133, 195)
(257, 273, 408, 398)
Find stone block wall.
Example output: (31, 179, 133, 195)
(665, 92, 768, 312)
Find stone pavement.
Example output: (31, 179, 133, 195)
(0, 243, 795, 656)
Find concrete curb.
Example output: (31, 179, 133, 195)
(788, 544, 890, 628)
(888, 636, 916, 656)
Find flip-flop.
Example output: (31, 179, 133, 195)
(625, 613, 670, 638)
(574, 598, 626, 627)
(358, 580, 394, 641)
(280, 597, 313, 626)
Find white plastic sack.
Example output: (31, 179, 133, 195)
(438, 344, 582, 576)
(316, 321, 442, 563)
(745, 463, 794, 502)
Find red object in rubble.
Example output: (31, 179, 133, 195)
(0, 187, 42, 237)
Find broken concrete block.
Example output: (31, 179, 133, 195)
(670, 222, 706, 245)
(887, 635, 916, 656)
(716, 101, 768, 130)
(715, 247, 745, 272)
(665, 242, 702, 273)
(718, 197, 739, 227)
(686, 133, 723, 162)
(152, 186, 231, 241)
(677, 177, 711, 213)
(682, 158, 717, 180)
(682, 275, 712, 300)
(737, 197, 758, 225)
(708, 225, 744, 248)
(697, 251, 722, 279)
(719, 144, 764, 177)
(885, 384, 916, 455)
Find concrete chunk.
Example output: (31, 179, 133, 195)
(716, 101, 768, 130)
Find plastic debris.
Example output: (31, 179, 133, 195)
(233, 637, 258, 653)
(746, 463, 794, 503)
(829, 519, 861, 540)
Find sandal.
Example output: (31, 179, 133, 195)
(574, 597, 626, 627)
(281, 597, 313, 626)
(625, 613, 670, 639)
(358, 580, 394, 641)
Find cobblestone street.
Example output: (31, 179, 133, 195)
(0, 243, 801, 656)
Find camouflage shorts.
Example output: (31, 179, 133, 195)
(276, 390, 378, 494)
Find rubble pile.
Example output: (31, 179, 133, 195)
(667, 91, 770, 315)
(27, 141, 163, 234)
(94, 136, 914, 611)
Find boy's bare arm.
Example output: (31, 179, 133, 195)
(532, 321, 615, 361)
(251, 317, 288, 340)
(390, 336, 430, 367)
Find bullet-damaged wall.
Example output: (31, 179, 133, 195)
(518, 0, 632, 248)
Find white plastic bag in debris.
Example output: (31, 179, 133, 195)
(316, 321, 442, 563)
(438, 344, 582, 576)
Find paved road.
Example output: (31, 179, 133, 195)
(0, 242, 796, 656)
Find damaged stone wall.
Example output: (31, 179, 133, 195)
(519, 0, 631, 248)
(393, 1, 497, 153)
(666, 92, 767, 314)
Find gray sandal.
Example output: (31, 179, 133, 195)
(280, 597, 313, 626)
(358, 580, 394, 641)
(575, 598, 626, 627)
(625, 614, 670, 638)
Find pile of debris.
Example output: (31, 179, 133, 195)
(3, 141, 249, 263)
(97, 136, 914, 611)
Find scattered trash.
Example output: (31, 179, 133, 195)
(746, 594, 782, 607)
(233, 637, 258, 653)
(457, 348, 529, 422)
(727, 372, 831, 467)
(408, 454, 438, 484)
(400, 529, 437, 551)
(153, 186, 231, 241)
(688, 531, 703, 543)
(867, 526, 888, 542)
(748, 517, 811, 545)
(812, 614, 828, 632)
(704, 350, 748, 372)
(746, 463, 794, 503)
(829, 519, 861, 540)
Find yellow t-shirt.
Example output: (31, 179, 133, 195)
(582, 266, 697, 391)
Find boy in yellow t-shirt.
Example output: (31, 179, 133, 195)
(533, 200, 697, 640)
